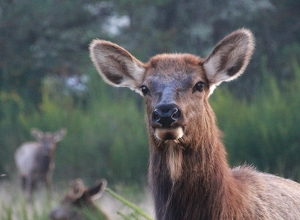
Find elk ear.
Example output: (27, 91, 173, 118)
(31, 128, 44, 141)
(203, 29, 254, 94)
(88, 179, 107, 201)
(53, 128, 67, 142)
(69, 178, 85, 199)
(89, 40, 145, 94)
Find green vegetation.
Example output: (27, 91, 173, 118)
(1, 69, 148, 184)
(0, 185, 53, 220)
(1, 0, 300, 218)
(0, 181, 153, 220)
(106, 188, 153, 220)
(3, 60, 300, 184)
(212, 59, 300, 180)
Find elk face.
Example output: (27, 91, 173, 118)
(31, 128, 67, 156)
(141, 54, 209, 144)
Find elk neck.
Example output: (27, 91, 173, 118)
(148, 100, 248, 219)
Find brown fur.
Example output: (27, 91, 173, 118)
(89, 29, 300, 220)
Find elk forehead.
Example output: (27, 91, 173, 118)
(44, 133, 55, 142)
(145, 53, 205, 78)
(144, 54, 207, 98)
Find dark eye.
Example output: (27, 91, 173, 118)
(140, 85, 150, 96)
(193, 81, 205, 93)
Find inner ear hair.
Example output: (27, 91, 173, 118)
(204, 29, 254, 86)
(89, 40, 146, 92)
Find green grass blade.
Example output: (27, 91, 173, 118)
(105, 188, 153, 220)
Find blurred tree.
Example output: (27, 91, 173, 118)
(0, 0, 113, 107)
(1, 0, 300, 105)
(108, 0, 275, 96)
(110, 0, 300, 98)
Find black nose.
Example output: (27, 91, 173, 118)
(152, 103, 181, 128)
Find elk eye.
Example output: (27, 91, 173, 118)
(140, 85, 150, 96)
(193, 81, 205, 93)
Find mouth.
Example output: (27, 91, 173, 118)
(154, 127, 184, 141)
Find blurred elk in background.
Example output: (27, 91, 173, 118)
(14, 128, 67, 202)
(49, 178, 109, 220)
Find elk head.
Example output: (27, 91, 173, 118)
(90, 29, 254, 183)
(49, 178, 107, 220)
(89, 29, 254, 149)
(31, 128, 67, 156)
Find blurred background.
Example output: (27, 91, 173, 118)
(0, 0, 300, 216)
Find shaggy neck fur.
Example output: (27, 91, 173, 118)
(148, 100, 250, 220)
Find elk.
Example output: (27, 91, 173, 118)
(89, 29, 300, 219)
(15, 128, 67, 202)
(49, 178, 109, 220)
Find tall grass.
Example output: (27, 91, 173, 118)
(0, 180, 153, 220)
(0, 181, 53, 220)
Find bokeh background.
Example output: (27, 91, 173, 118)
(1, 0, 300, 218)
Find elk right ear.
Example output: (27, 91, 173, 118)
(31, 128, 44, 141)
(203, 29, 254, 94)
(89, 40, 146, 94)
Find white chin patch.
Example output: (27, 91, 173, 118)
(154, 127, 184, 141)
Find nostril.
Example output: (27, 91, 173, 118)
(152, 110, 160, 122)
(171, 108, 181, 120)
(152, 104, 181, 128)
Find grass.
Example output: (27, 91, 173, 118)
(0, 179, 58, 220)
(0, 178, 154, 220)
(105, 188, 153, 220)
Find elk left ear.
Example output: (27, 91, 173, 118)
(203, 29, 254, 94)
(89, 179, 107, 201)
(69, 178, 85, 199)
(53, 128, 67, 142)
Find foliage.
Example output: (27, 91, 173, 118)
(2, 57, 300, 187)
(1, 0, 300, 106)
(212, 59, 300, 180)
(2, 68, 148, 184)
(109, 0, 300, 98)
(0, 92, 25, 174)
(0, 0, 114, 106)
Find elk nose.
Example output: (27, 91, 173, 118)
(152, 103, 181, 128)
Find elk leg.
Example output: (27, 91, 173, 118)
(45, 173, 53, 200)
(21, 176, 26, 191)
(45, 173, 52, 191)
(26, 178, 35, 203)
